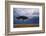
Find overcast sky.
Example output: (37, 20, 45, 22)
(13, 8, 39, 18)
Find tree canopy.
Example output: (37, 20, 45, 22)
(16, 16, 28, 20)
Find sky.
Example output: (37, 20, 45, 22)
(13, 8, 39, 19)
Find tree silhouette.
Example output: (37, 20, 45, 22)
(16, 16, 28, 23)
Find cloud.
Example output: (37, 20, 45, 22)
(13, 8, 39, 18)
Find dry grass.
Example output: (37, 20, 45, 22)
(14, 24, 39, 28)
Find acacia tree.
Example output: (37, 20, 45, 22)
(16, 16, 28, 23)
